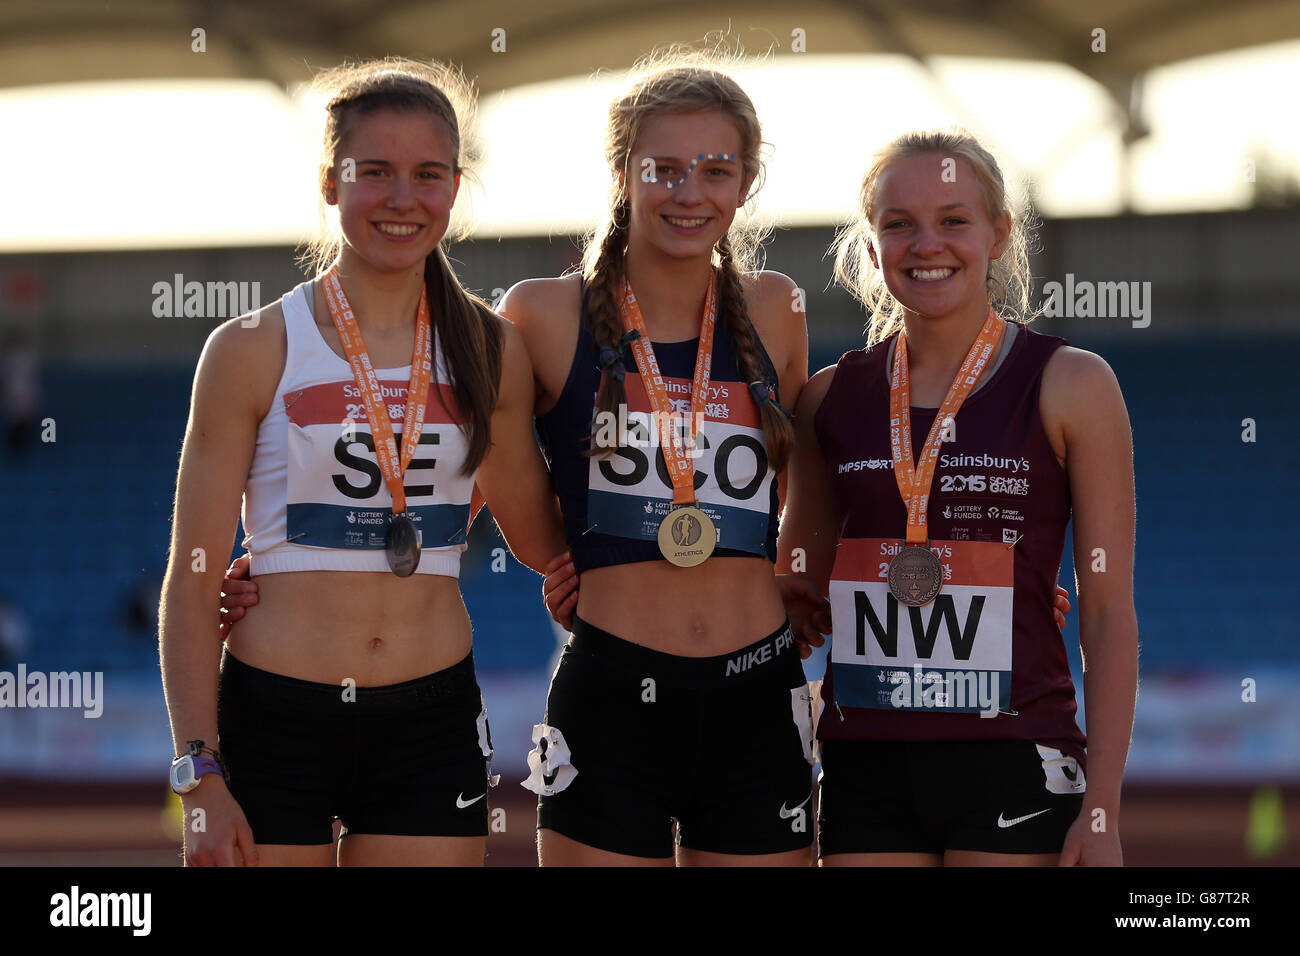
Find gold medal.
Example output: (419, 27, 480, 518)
(657, 505, 716, 568)
(618, 273, 722, 568)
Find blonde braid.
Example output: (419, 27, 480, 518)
(583, 209, 633, 454)
(715, 236, 793, 472)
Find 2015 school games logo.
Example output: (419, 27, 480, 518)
(284, 378, 471, 548)
(587, 374, 774, 555)
(828, 538, 1013, 714)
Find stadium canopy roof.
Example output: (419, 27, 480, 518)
(4, 0, 1296, 203)
(7, 1, 1299, 100)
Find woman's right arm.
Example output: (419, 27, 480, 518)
(774, 365, 840, 656)
(159, 308, 281, 865)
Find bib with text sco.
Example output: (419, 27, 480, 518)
(829, 538, 1013, 714)
(586, 370, 774, 555)
(587, 276, 773, 557)
(283, 377, 472, 551)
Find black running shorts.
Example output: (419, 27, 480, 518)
(529, 616, 816, 859)
(817, 738, 1086, 857)
(217, 649, 495, 846)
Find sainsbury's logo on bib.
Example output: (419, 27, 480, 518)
(587, 371, 772, 556)
(828, 538, 1013, 714)
(283, 377, 471, 551)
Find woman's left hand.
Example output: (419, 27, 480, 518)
(1058, 809, 1122, 866)
(542, 551, 578, 632)
(1053, 586, 1072, 631)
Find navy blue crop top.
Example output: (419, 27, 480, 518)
(536, 281, 781, 573)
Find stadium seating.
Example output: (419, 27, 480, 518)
(2, 335, 1296, 680)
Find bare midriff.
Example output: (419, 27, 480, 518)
(576, 556, 785, 657)
(225, 570, 472, 686)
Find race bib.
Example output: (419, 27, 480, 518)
(828, 538, 1012, 715)
(586, 373, 773, 555)
(284, 378, 472, 550)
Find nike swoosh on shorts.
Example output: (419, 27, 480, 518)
(779, 793, 813, 818)
(996, 808, 1051, 828)
(456, 792, 486, 809)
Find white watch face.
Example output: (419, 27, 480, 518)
(171, 756, 196, 793)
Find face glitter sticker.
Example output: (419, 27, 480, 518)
(658, 153, 737, 190)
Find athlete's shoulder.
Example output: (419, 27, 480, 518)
(742, 270, 803, 327)
(742, 270, 807, 377)
(202, 298, 286, 373)
(796, 363, 839, 418)
(1040, 345, 1126, 432)
(195, 299, 287, 420)
(496, 274, 583, 334)
(1042, 345, 1120, 394)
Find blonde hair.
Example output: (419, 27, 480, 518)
(581, 47, 793, 471)
(297, 58, 501, 474)
(832, 128, 1038, 347)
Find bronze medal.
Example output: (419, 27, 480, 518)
(384, 513, 421, 578)
(887, 544, 942, 607)
(657, 505, 716, 568)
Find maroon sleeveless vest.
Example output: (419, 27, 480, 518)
(813, 322, 1086, 768)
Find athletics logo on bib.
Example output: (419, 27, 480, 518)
(283, 379, 471, 550)
(586, 373, 773, 556)
(828, 538, 1012, 715)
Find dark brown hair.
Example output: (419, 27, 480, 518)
(300, 58, 502, 474)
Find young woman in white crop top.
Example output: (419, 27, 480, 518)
(158, 58, 566, 867)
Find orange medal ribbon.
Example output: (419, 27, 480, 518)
(618, 272, 718, 506)
(889, 308, 1005, 546)
(321, 267, 432, 516)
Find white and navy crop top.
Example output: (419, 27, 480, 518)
(241, 280, 474, 577)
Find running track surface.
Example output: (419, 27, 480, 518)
(0, 780, 1295, 866)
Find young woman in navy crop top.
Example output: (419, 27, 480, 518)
(497, 55, 819, 866)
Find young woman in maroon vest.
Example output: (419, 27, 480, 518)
(777, 129, 1137, 866)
